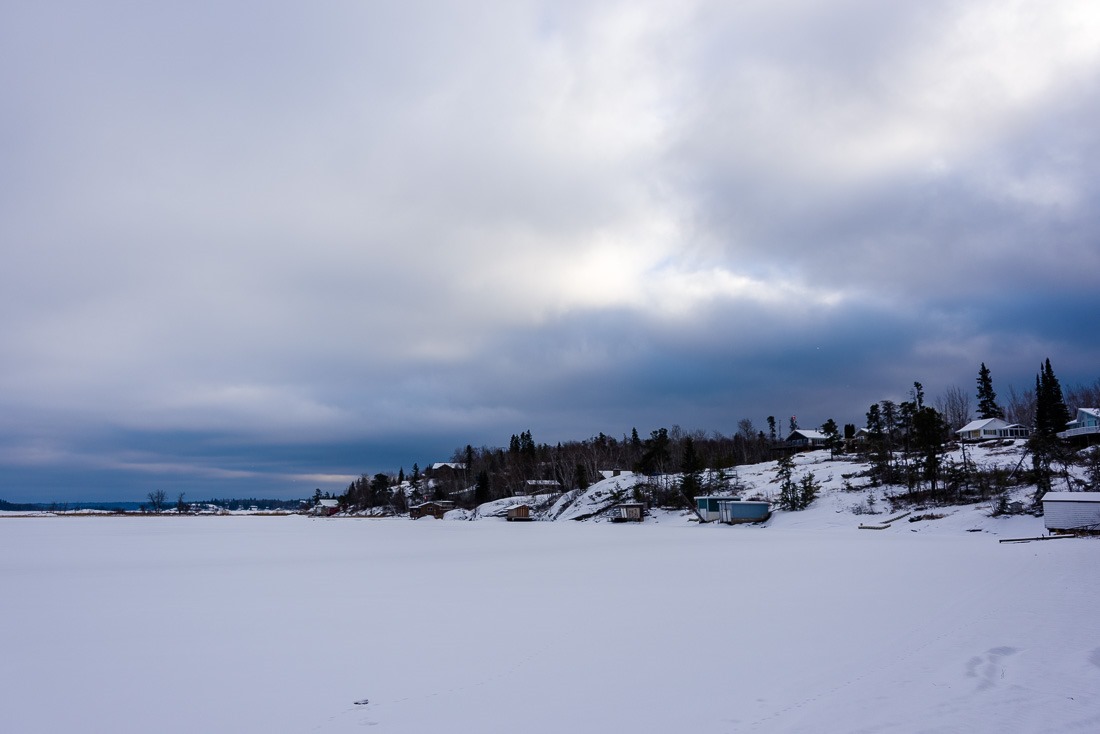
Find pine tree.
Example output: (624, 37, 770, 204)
(976, 363, 1004, 420)
(1030, 358, 1071, 502)
(679, 436, 701, 503)
(1034, 359, 1070, 436)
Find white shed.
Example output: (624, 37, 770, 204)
(1042, 492, 1100, 532)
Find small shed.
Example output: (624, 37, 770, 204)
(1042, 492, 1100, 532)
(696, 495, 736, 522)
(608, 502, 645, 522)
(409, 501, 455, 519)
(718, 499, 771, 524)
(506, 504, 532, 522)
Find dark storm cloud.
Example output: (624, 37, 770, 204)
(1, 1, 1098, 500)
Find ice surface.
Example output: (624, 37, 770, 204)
(1, 508, 1098, 733)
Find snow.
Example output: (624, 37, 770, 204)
(1, 505, 1098, 733)
(2, 446, 1098, 732)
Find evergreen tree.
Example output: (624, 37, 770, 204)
(1030, 359, 1071, 502)
(865, 403, 889, 484)
(1034, 359, 1071, 436)
(821, 419, 841, 457)
(911, 406, 948, 493)
(474, 470, 491, 505)
(976, 363, 1004, 420)
(574, 463, 589, 490)
(679, 436, 702, 503)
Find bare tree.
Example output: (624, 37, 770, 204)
(936, 385, 972, 431)
(147, 489, 167, 514)
(1005, 384, 1036, 427)
(1065, 378, 1100, 413)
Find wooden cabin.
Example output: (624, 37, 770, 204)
(409, 501, 455, 519)
(506, 504, 533, 522)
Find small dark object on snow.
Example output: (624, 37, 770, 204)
(354, 699, 369, 705)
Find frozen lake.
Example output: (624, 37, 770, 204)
(1, 515, 1097, 733)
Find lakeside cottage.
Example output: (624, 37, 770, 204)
(785, 429, 828, 448)
(955, 418, 1030, 441)
(409, 501, 455, 519)
(1058, 408, 1100, 441)
(311, 498, 339, 516)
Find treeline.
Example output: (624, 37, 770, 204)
(342, 423, 790, 512)
(340, 361, 1098, 513)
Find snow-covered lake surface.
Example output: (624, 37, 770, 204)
(2, 514, 1097, 733)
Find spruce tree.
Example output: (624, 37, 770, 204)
(976, 363, 1004, 420)
(1030, 358, 1070, 502)
(679, 436, 701, 503)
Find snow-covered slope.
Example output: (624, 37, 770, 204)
(461, 441, 1064, 534)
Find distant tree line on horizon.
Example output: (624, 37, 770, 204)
(339, 360, 1099, 514)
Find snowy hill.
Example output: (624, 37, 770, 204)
(448, 441, 1069, 538)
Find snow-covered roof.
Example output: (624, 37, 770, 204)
(1041, 492, 1100, 503)
(431, 462, 465, 470)
(788, 429, 827, 440)
(956, 418, 1008, 433)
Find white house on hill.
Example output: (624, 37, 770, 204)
(1058, 408, 1100, 440)
(955, 418, 1030, 441)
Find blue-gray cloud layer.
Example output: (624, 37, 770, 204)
(2, 1, 1098, 500)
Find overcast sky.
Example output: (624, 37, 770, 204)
(2, 0, 1099, 502)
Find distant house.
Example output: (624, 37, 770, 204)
(409, 501, 455, 519)
(1042, 492, 1100, 532)
(607, 502, 645, 522)
(311, 498, 339, 516)
(956, 418, 1030, 442)
(852, 428, 872, 443)
(428, 463, 466, 481)
(516, 480, 562, 496)
(785, 429, 828, 448)
(1058, 408, 1100, 440)
(598, 469, 634, 480)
